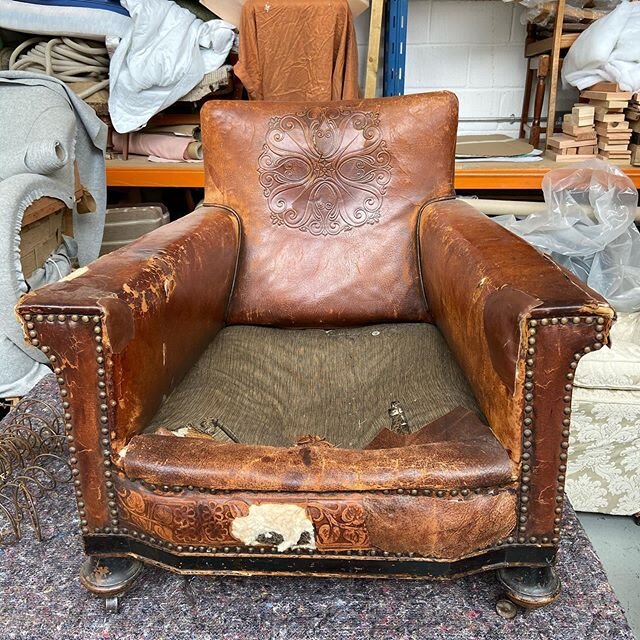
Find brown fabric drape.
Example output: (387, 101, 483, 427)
(234, 0, 360, 101)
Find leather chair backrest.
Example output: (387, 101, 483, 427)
(202, 92, 458, 327)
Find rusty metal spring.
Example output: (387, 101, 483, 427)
(0, 396, 70, 543)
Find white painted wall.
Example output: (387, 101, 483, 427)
(354, 0, 578, 135)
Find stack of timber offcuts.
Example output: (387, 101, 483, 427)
(626, 93, 640, 166)
(582, 83, 633, 164)
(546, 105, 597, 162)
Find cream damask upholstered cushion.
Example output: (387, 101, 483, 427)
(573, 312, 640, 391)
(566, 311, 640, 515)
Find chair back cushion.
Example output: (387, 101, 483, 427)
(201, 92, 458, 327)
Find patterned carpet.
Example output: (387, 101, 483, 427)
(0, 376, 635, 640)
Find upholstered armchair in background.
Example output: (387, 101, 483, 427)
(17, 92, 614, 615)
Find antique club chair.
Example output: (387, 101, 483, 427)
(18, 93, 614, 615)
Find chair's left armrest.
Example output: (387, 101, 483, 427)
(17, 203, 238, 437)
(419, 198, 614, 542)
(17, 205, 240, 532)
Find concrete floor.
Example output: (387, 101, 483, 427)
(578, 512, 640, 637)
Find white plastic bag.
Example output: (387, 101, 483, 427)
(496, 159, 640, 312)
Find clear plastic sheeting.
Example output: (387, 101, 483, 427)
(495, 160, 640, 312)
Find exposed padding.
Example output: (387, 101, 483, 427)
(147, 323, 481, 448)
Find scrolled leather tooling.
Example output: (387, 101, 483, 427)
(258, 107, 391, 236)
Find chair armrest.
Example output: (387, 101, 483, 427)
(419, 199, 614, 541)
(17, 203, 239, 452)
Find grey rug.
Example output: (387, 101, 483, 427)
(0, 376, 635, 640)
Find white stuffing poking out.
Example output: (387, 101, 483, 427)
(231, 504, 316, 552)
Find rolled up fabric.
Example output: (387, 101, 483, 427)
(24, 139, 68, 174)
(185, 140, 202, 160)
(112, 131, 199, 161)
(0, 139, 68, 179)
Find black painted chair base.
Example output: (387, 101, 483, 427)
(497, 565, 561, 609)
(80, 556, 144, 613)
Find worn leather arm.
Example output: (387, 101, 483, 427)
(17, 205, 240, 450)
(419, 198, 614, 540)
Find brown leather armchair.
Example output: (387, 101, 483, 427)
(17, 93, 614, 615)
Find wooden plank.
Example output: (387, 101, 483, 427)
(561, 124, 597, 139)
(598, 133, 633, 142)
(547, 133, 597, 149)
(364, 0, 385, 98)
(587, 99, 628, 110)
(595, 112, 626, 123)
(598, 150, 631, 158)
(588, 82, 619, 92)
(596, 121, 630, 135)
(571, 105, 594, 127)
(598, 142, 631, 152)
(581, 90, 633, 102)
(546, 149, 595, 162)
(525, 32, 578, 57)
(544, 0, 566, 149)
(21, 197, 69, 228)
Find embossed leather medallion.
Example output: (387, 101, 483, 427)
(258, 107, 392, 236)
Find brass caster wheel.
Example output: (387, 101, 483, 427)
(496, 598, 518, 620)
(105, 596, 119, 614)
(80, 555, 143, 611)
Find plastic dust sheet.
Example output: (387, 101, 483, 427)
(495, 159, 640, 312)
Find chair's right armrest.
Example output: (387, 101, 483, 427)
(17, 204, 240, 450)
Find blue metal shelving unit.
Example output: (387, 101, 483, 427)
(383, 0, 408, 96)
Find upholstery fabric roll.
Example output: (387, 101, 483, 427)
(25, 139, 69, 174)
(234, 0, 360, 101)
(113, 132, 202, 161)
(0, 139, 69, 180)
